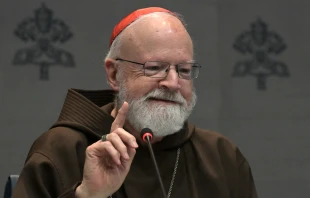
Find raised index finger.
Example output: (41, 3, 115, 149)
(111, 101, 129, 132)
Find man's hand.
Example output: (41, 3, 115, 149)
(76, 102, 138, 198)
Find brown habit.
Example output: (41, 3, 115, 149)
(12, 89, 258, 198)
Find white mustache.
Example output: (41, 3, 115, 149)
(143, 89, 187, 105)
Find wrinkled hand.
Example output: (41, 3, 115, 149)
(76, 102, 138, 198)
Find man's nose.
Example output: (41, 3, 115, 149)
(158, 67, 181, 91)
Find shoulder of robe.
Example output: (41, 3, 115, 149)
(25, 126, 89, 164)
(190, 126, 246, 165)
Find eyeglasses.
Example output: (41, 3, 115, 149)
(115, 58, 201, 80)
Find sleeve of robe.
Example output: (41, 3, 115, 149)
(237, 153, 258, 198)
(11, 152, 82, 198)
(11, 127, 89, 198)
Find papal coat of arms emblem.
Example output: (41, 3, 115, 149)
(13, 3, 75, 80)
(232, 18, 289, 90)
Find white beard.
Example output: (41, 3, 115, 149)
(117, 85, 197, 137)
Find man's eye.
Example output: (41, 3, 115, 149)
(179, 68, 191, 74)
(145, 66, 161, 71)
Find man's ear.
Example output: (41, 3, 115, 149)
(105, 59, 119, 91)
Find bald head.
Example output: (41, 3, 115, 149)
(117, 13, 193, 61)
(105, 12, 193, 63)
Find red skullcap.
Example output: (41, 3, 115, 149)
(109, 7, 172, 48)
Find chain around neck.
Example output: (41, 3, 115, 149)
(167, 147, 180, 198)
(109, 148, 181, 198)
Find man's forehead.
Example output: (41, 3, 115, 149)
(109, 7, 172, 48)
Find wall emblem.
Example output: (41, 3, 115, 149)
(13, 3, 75, 80)
(232, 18, 289, 90)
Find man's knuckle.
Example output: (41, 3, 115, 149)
(103, 141, 112, 147)
(120, 144, 127, 152)
(108, 132, 117, 139)
(111, 149, 120, 158)
(113, 127, 123, 134)
(131, 136, 137, 142)
(85, 146, 93, 153)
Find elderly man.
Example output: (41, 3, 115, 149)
(12, 7, 258, 198)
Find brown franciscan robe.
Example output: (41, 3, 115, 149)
(12, 89, 258, 198)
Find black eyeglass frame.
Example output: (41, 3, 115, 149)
(115, 58, 201, 80)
